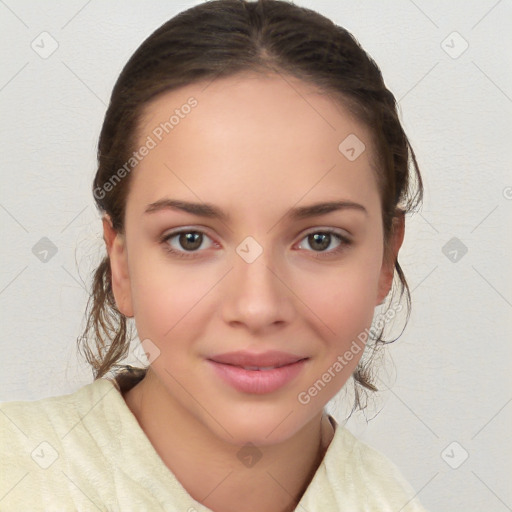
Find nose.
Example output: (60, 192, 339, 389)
(220, 244, 295, 334)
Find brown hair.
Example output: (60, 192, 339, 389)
(78, 0, 423, 411)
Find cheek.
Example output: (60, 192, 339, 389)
(312, 252, 382, 323)
(128, 253, 214, 340)
(302, 250, 384, 370)
(318, 278, 378, 352)
(295, 268, 380, 409)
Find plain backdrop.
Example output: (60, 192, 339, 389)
(1, 1, 511, 511)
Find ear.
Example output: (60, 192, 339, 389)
(102, 214, 134, 317)
(376, 212, 405, 305)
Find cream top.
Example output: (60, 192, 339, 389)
(0, 372, 428, 511)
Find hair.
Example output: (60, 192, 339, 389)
(78, 0, 423, 413)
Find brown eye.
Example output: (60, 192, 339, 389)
(297, 229, 352, 256)
(177, 232, 203, 251)
(161, 229, 215, 258)
(307, 233, 331, 251)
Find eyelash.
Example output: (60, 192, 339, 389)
(160, 228, 352, 260)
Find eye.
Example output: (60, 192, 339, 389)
(160, 227, 352, 260)
(296, 229, 352, 257)
(161, 229, 215, 259)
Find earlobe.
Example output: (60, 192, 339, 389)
(102, 215, 134, 318)
(376, 213, 405, 305)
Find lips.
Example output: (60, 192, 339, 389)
(208, 350, 308, 370)
(207, 350, 309, 394)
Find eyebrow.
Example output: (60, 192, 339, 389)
(144, 198, 367, 221)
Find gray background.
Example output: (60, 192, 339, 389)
(1, 1, 511, 511)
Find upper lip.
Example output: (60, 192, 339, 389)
(208, 350, 308, 368)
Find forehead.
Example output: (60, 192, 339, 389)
(127, 72, 380, 220)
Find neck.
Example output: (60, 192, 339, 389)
(123, 369, 335, 512)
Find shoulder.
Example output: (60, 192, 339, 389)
(0, 378, 117, 442)
(0, 378, 119, 510)
(319, 419, 428, 511)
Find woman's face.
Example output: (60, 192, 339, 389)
(105, 72, 401, 445)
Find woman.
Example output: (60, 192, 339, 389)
(0, 1, 427, 510)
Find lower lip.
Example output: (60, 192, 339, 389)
(207, 359, 308, 394)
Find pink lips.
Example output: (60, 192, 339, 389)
(207, 350, 308, 394)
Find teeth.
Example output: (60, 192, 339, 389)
(243, 366, 277, 371)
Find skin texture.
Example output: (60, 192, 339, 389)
(102, 72, 404, 512)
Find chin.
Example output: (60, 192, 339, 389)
(202, 404, 317, 447)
